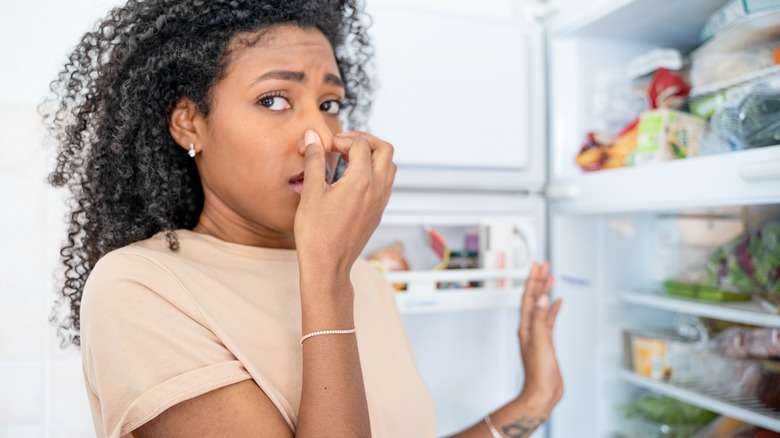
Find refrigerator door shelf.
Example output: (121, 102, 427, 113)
(388, 270, 525, 314)
(620, 291, 780, 328)
(548, 145, 780, 214)
(618, 369, 780, 433)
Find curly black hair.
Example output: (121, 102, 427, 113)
(43, 0, 374, 347)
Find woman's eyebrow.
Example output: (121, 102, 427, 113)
(252, 70, 305, 84)
(251, 70, 344, 88)
(324, 73, 344, 88)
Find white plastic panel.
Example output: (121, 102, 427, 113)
(548, 214, 614, 437)
(548, 0, 726, 47)
(365, 4, 546, 189)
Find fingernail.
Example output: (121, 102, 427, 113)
(305, 130, 319, 146)
(536, 295, 549, 308)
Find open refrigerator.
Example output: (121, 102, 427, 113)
(361, 0, 780, 437)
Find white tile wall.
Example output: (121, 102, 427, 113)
(0, 364, 46, 428)
(2, 1, 125, 435)
(0, 101, 95, 436)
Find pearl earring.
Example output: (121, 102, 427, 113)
(188, 143, 196, 158)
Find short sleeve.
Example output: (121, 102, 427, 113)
(80, 250, 252, 438)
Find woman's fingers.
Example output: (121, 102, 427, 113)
(333, 131, 396, 187)
(520, 261, 557, 343)
(519, 262, 538, 341)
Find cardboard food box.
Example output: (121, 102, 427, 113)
(631, 109, 706, 166)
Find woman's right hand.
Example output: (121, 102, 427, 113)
(293, 130, 396, 282)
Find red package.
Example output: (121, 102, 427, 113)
(648, 68, 691, 109)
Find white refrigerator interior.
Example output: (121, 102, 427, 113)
(365, 0, 780, 437)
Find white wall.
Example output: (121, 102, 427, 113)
(0, 1, 122, 436)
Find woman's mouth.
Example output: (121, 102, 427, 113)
(289, 171, 305, 194)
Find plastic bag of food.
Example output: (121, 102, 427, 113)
(706, 217, 780, 294)
(715, 327, 780, 359)
(620, 393, 719, 437)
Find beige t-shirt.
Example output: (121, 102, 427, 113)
(80, 230, 436, 437)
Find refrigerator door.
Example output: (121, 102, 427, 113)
(364, 190, 547, 436)
(365, 2, 547, 192)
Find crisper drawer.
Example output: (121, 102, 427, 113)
(363, 191, 546, 313)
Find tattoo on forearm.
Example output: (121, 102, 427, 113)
(502, 417, 546, 438)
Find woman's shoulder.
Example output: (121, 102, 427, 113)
(84, 231, 193, 303)
(82, 231, 207, 326)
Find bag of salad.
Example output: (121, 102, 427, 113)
(706, 217, 780, 294)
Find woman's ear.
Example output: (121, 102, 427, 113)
(169, 98, 204, 155)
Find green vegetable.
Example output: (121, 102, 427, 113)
(706, 218, 780, 295)
(621, 395, 718, 426)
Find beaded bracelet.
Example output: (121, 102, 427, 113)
(300, 328, 357, 346)
(484, 415, 502, 438)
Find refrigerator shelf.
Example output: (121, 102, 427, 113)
(384, 269, 525, 313)
(549, 145, 780, 214)
(618, 369, 780, 433)
(619, 291, 780, 328)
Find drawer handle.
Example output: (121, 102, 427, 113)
(544, 184, 580, 200)
(740, 160, 780, 182)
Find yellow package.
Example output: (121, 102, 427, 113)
(632, 336, 671, 380)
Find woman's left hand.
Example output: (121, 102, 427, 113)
(517, 261, 563, 411)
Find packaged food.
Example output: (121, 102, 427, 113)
(699, 0, 780, 42)
(698, 349, 762, 398)
(648, 68, 691, 110)
(715, 327, 780, 360)
(697, 76, 780, 155)
(367, 241, 410, 291)
(437, 251, 480, 289)
(690, 43, 779, 89)
(576, 120, 640, 171)
(619, 393, 719, 438)
(706, 217, 780, 295)
(626, 329, 702, 382)
(663, 279, 752, 302)
(478, 221, 529, 289)
(424, 226, 451, 270)
(737, 89, 780, 149)
(757, 360, 780, 410)
(631, 109, 706, 165)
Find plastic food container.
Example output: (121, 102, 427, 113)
(625, 330, 701, 382)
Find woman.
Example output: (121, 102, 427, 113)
(44, 0, 563, 437)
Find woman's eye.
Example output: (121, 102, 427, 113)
(259, 96, 291, 111)
(321, 100, 342, 115)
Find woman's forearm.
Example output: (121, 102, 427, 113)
(295, 276, 371, 437)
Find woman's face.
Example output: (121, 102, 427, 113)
(191, 25, 344, 248)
